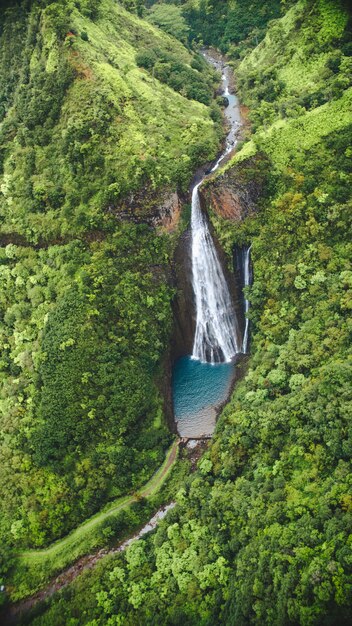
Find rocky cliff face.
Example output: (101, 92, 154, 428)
(171, 228, 195, 360)
(112, 186, 182, 231)
(200, 153, 267, 222)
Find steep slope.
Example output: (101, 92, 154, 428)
(0, 0, 219, 240)
(22, 2, 352, 625)
(0, 0, 220, 570)
(236, 0, 351, 130)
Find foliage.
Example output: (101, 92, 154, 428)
(119, 0, 145, 16)
(236, 0, 351, 131)
(22, 1, 352, 624)
(0, 0, 220, 579)
(146, 3, 189, 43)
(0, 228, 174, 553)
(6, 440, 184, 603)
(181, 0, 282, 53)
(2, 0, 352, 624)
(0, 0, 219, 242)
(136, 45, 217, 105)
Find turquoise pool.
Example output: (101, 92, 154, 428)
(172, 356, 235, 437)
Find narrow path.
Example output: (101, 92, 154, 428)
(2, 503, 176, 626)
(20, 439, 178, 561)
(2, 440, 180, 624)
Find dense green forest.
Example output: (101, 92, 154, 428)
(140, 0, 283, 54)
(0, 0, 221, 562)
(1, 0, 352, 624)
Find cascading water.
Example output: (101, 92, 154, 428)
(242, 245, 252, 353)
(173, 53, 248, 437)
(191, 184, 241, 363)
(191, 64, 242, 364)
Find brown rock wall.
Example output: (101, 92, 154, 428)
(201, 153, 267, 223)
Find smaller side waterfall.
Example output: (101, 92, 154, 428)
(234, 244, 252, 353)
(242, 245, 252, 353)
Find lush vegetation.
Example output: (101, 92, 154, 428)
(135, 45, 217, 105)
(8, 440, 183, 602)
(1, 0, 351, 624)
(236, 0, 352, 131)
(0, 226, 175, 547)
(146, 3, 190, 43)
(142, 0, 282, 53)
(15, 1, 352, 625)
(0, 0, 221, 591)
(0, 0, 220, 242)
(184, 0, 282, 53)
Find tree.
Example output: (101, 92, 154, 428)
(147, 4, 189, 43)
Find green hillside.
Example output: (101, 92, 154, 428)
(236, 0, 351, 130)
(18, 1, 352, 624)
(0, 0, 220, 562)
(1, 1, 351, 625)
(179, 0, 282, 53)
(0, 0, 219, 240)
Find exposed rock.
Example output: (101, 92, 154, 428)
(170, 227, 195, 361)
(219, 95, 230, 108)
(151, 191, 181, 232)
(201, 153, 268, 222)
(109, 186, 182, 231)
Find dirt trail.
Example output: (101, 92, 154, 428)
(1, 441, 180, 625)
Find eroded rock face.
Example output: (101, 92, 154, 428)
(201, 154, 267, 222)
(171, 228, 195, 360)
(160, 227, 195, 434)
(208, 186, 246, 220)
(111, 186, 182, 231)
(152, 191, 181, 232)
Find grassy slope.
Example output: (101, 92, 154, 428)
(222, 86, 352, 168)
(240, 0, 349, 92)
(221, 0, 351, 169)
(0, 0, 218, 240)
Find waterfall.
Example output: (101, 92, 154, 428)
(190, 63, 243, 364)
(191, 184, 241, 363)
(242, 245, 252, 354)
(190, 60, 245, 364)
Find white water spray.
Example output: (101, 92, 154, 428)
(191, 63, 245, 363)
(191, 183, 241, 363)
(242, 245, 252, 354)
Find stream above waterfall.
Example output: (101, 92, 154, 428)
(172, 50, 250, 438)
